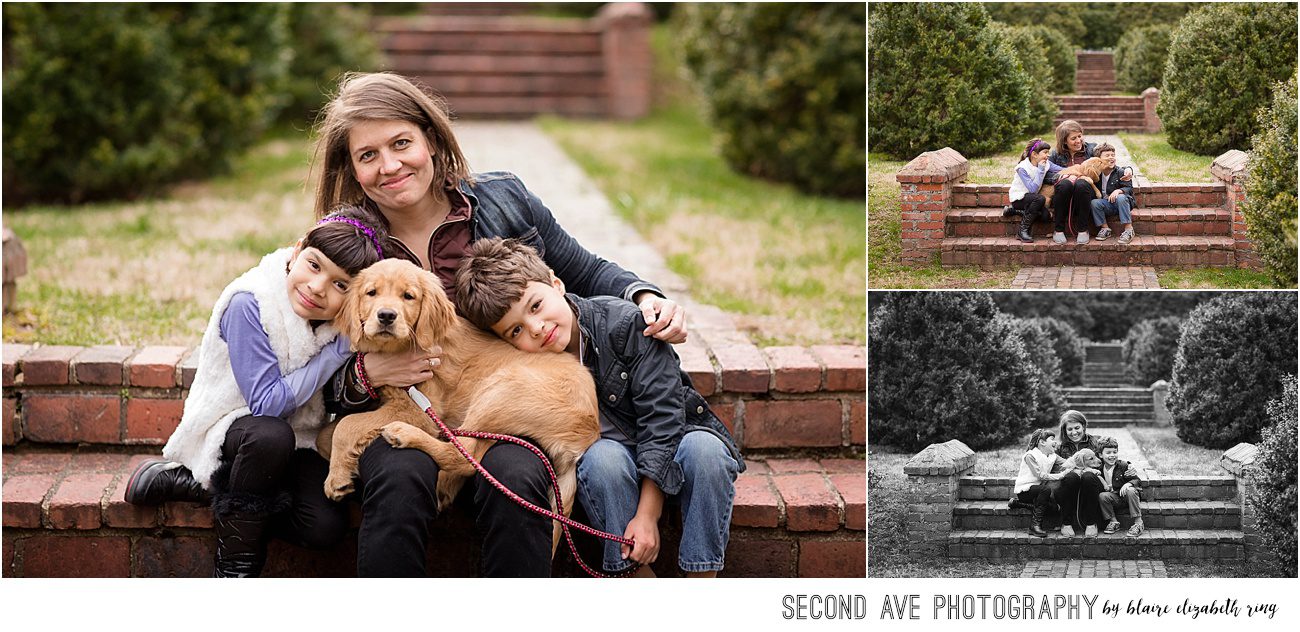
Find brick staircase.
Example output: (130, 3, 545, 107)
(374, 3, 651, 119)
(1074, 51, 1116, 94)
(940, 182, 1236, 267)
(1, 342, 864, 577)
(905, 441, 1263, 565)
(1054, 96, 1147, 133)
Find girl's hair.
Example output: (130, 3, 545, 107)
(1057, 409, 1089, 439)
(1026, 428, 1056, 451)
(302, 206, 389, 276)
(1020, 138, 1052, 161)
(310, 72, 472, 220)
(1054, 120, 1085, 156)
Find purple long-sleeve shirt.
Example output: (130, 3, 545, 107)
(219, 292, 351, 419)
(1016, 160, 1064, 194)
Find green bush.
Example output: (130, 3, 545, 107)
(1004, 316, 1066, 428)
(1075, 3, 1121, 49)
(2, 4, 292, 205)
(1249, 375, 1298, 576)
(1019, 25, 1076, 95)
(869, 293, 1039, 451)
(1027, 316, 1087, 387)
(1114, 25, 1173, 93)
(983, 3, 1085, 45)
(1242, 74, 1298, 286)
(1121, 315, 1183, 387)
(279, 4, 383, 127)
(1167, 293, 1298, 448)
(675, 3, 864, 197)
(989, 24, 1058, 133)
(869, 3, 1037, 159)
(1158, 3, 1298, 155)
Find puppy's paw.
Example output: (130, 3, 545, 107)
(381, 422, 423, 449)
(324, 473, 354, 501)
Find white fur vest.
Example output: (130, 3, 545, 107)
(162, 247, 340, 489)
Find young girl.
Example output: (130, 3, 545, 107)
(124, 207, 387, 577)
(1007, 138, 1064, 243)
(1013, 428, 1077, 537)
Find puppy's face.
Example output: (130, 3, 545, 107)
(336, 259, 457, 353)
(1080, 157, 1107, 177)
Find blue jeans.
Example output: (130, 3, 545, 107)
(576, 433, 740, 573)
(1090, 194, 1133, 227)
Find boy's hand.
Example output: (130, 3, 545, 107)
(1108, 190, 1121, 203)
(1120, 167, 1133, 181)
(621, 513, 661, 565)
(363, 347, 441, 388)
(635, 293, 688, 344)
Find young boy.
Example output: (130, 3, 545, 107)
(1096, 437, 1144, 536)
(1088, 143, 1137, 244)
(454, 237, 744, 578)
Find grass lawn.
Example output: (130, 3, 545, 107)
(540, 26, 864, 346)
(1118, 132, 1218, 182)
(4, 130, 316, 346)
(868, 425, 1269, 577)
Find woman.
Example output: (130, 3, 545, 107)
(313, 72, 688, 577)
(1046, 120, 1099, 245)
(1052, 410, 1105, 537)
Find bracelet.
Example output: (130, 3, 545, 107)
(354, 353, 379, 400)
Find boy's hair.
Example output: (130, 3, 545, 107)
(1094, 142, 1116, 156)
(1054, 119, 1085, 155)
(455, 237, 553, 330)
(1058, 409, 1089, 439)
(303, 206, 389, 276)
(1026, 428, 1056, 451)
(311, 72, 472, 220)
(1098, 436, 1119, 452)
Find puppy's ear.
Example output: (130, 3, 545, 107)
(413, 269, 457, 351)
(333, 271, 363, 350)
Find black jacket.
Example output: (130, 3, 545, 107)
(1100, 459, 1140, 492)
(569, 294, 743, 495)
(1058, 433, 1102, 460)
(1097, 166, 1135, 201)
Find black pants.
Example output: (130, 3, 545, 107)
(1012, 192, 1047, 222)
(216, 415, 349, 549)
(1016, 483, 1056, 511)
(1050, 179, 1096, 235)
(1053, 471, 1104, 530)
(353, 437, 553, 577)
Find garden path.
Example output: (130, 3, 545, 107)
(451, 121, 750, 346)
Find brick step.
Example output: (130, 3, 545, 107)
(380, 30, 604, 55)
(2, 344, 866, 454)
(946, 208, 1230, 239)
(959, 475, 1239, 502)
(1077, 69, 1116, 77)
(1064, 398, 1154, 407)
(1054, 96, 1137, 103)
(1083, 345, 1124, 359)
(948, 529, 1244, 560)
(0, 450, 865, 577)
(940, 236, 1237, 268)
(387, 53, 606, 76)
(1086, 419, 1155, 427)
(1052, 117, 1147, 128)
(1076, 86, 1117, 93)
(953, 500, 1241, 530)
(951, 184, 1227, 209)
(393, 74, 609, 97)
(1062, 406, 1154, 417)
(1053, 103, 1145, 112)
(414, 93, 611, 118)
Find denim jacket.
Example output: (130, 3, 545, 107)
(325, 172, 664, 414)
(569, 294, 744, 495)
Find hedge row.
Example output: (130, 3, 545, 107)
(1242, 74, 1299, 286)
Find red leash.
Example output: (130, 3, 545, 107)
(406, 387, 638, 578)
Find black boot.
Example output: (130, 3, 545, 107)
(211, 491, 290, 578)
(124, 459, 210, 505)
(1028, 503, 1048, 537)
(1017, 214, 1035, 243)
(1002, 205, 1022, 217)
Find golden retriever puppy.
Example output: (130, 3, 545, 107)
(1041, 156, 1108, 208)
(1064, 448, 1103, 476)
(316, 259, 600, 551)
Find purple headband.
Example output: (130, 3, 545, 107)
(317, 215, 383, 259)
(1026, 139, 1046, 157)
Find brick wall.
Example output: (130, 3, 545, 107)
(1211, 149, 1263, 270)
(896, 147, 969, 264)
(2, 342, 864, 453)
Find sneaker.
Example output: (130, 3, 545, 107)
(1060, 524, 1075, 537)
(1084, 524, 1099, 538)
(1118, 228, 1135, 244)
(1096, 226, 1113, 241)
(1052, 232, 1067, 244)
(1127, 520, 1144, 537)
(1103, 519, 1121, 535)
(1076, 231, 1090, 245)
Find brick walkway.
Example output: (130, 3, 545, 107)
(1020, 559, 1168, 578)
(1011, 266, 1161, 288)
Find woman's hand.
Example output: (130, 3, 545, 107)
(362, 347, 441, 388)
(1120, 167, 1133, 182)
(634, 292, 688, 344)
(621, 512, 661, 565)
